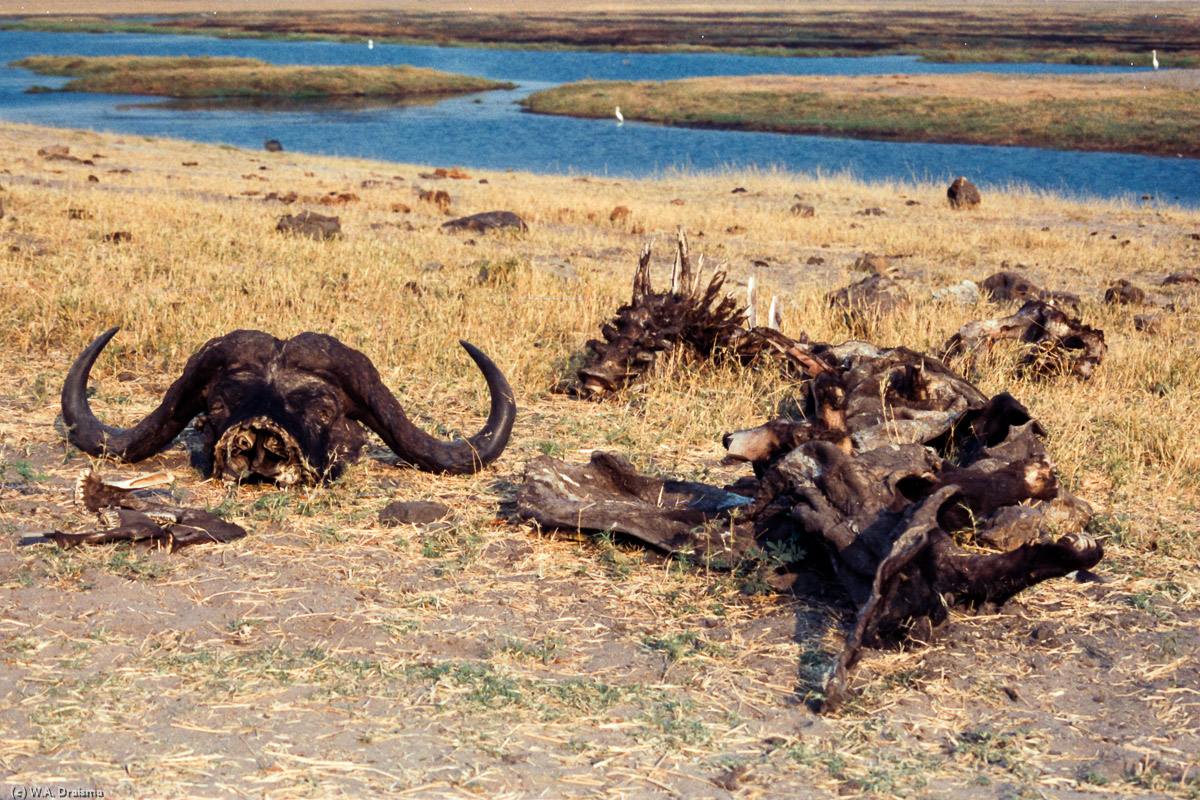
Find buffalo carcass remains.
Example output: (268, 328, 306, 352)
(21, 469, 247, 551)
(522, 250, 1103, 710)
(567, 230, 820, 398)
(941, 299, 1106, 380)
(62, 328, 516, 484)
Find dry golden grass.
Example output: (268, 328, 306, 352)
(1, 121, 1199, 797)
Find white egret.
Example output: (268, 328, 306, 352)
(615, 106, 624, 124)
(368, 39, 374, 50)
(1152, 49, 1159, 69)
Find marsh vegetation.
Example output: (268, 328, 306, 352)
(522, 72, 1200, 158)
(12, 54, 513, 100)
(6, 2, 1200, 66)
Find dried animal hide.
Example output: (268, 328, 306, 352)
(941, 299, 1106, 380)
(517, 344, 1102, 711)
(24, 469, 247, 552)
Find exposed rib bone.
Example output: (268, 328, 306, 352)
(746, 276, 758, 329)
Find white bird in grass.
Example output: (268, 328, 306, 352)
(368, 39, 374, 50)
(615, 106, 624, 124)
(1152, 49, 1159, 70)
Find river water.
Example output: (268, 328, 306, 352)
(1, 29, 1197, 205)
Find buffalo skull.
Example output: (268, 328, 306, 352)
(62, 328, 516, 484)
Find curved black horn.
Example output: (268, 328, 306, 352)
(61, 327, 238, 462)
(330, 339, 516, 474)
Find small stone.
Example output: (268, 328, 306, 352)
(441, 210, 528, 234)
(980, 271, 1039, 303)
(1104, 279, 1145, 305)
(379, 500, 451, 526)
(1133, 314, 1161, 333)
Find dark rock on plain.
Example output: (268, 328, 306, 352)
(379, 500, 452, 527)
(441, 211, 529, 234)
(947, 176, 981, 208)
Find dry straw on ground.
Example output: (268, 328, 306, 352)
(1, 121, 1198, 797)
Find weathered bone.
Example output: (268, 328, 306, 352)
(746, 276, 758, 329)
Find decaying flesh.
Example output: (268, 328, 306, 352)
(61, 327, 517, 484)
(519, 336, 1102, 711)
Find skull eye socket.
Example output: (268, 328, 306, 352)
(309, 400, 336, 426)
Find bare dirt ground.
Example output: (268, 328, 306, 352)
(1, 123, 1199, 798)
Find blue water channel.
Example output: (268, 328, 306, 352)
(1, 28, 1196, 204)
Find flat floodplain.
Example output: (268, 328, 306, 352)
(1, 120, 1198, 797)
(521, 71, 1200, 158)
(4, 0, 1200, 66)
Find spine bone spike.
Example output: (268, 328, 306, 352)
(676, 226, 692, 293)
(746, 276, 758, 329)
(769, 295, 783, 331)
(633, 242, 653, 301)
